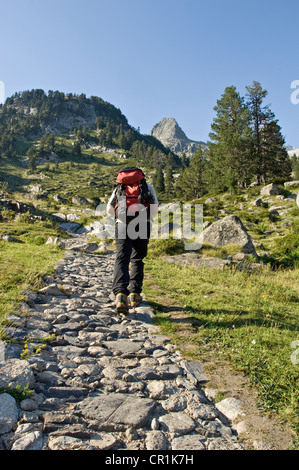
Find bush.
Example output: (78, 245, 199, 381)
(148, 238, 185, 257)
(271, 219, 299, 268)
(27, 235, 46, 245)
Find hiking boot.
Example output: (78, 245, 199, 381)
(129, 292, 143, 308)
(115, 293, 129, 314)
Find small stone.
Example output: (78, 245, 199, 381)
(147, 381, 180, 400)
(48, 435, 92, 450)
(151, 418, 160, 430)
(20, 398, 38, 412)
(171, 434, 206, 450)
(159, 412, 196, 434)
(125, 427, 139, 442)
(0, 393, 19, 435)
(215, 397, 245, 422)
(146, 431, 168, 450)
(11, 431, 43, 450)
(39, 284, 65, 296)
(161, 394, 188, 412)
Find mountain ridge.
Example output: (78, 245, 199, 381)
(149, 117, 207, 157)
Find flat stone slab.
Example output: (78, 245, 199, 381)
(171, 434, 206, 450)
(77, 393, 157, 431)
(159, 411, 196, 434)
(102, 340, 142, 356)
(181, 360, 210, 384)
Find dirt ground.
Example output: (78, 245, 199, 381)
(202, 358, 296, 450)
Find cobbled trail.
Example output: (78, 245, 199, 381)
(2, 237, 244, 451)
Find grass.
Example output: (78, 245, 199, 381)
(0, 215, 64, 337)
(143, 244, 299, 443)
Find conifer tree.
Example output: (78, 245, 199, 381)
(165, 165, 174, 199)
(260, 120, 291, 182)
(175, 146, 206, 200)
(154, 164, 165, 194)
(207, 85, 252, 191)
(246, 81, 291, 184)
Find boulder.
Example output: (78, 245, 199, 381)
(260, 183, 281, 196)
(284, 180, 299, 188)
(0, 359, 35, 391)
(0, 393, 19, 435)
(59, 222, 81, 233)
(252, 197, 263, 207)
(200, 214, 257, 256)
(72, 196, 89, 206)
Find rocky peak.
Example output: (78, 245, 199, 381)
(149, 118, 207, 157)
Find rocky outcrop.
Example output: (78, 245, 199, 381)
(149, 118, 207, 157)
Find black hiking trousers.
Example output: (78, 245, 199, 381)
(112, 221, 150, 297)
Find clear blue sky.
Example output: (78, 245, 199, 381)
(1, 0, 299, 146)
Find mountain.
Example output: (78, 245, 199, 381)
(149, 118, 207, 157)
(287, 146, 299, 157)
(0, 89, 170, 167)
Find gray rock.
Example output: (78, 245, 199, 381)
(159, 412, 196, 434)
(215, 397, 245, 421)
(72, 242, 99, 253)
(72, 196, 90, 206)
(171, 434, 206, 450)
(200, 214, 257, 256)
(161, 394, 188, 412)
(102, 339, 142, 356)
(78, 393, 157, 430)
(59, 222, 81, 233)
(147, 381, 180, 400)
(145, 431, 168, 450)
(284, 180, 299, 187)
(187, 403, 219, 420)
(48, 435, 92, 450)
(11, 431, 43, 450)
(181, 360, 210, 385)
(20, 398, 38, 412)
(0, 359, 35, 391)
(164, 253, 232, 270)
(38, 283, 65, 296)
(0, 393, 19, 435)
(53, 194, 68, 204)
(260, 183, 281, 196)
(252, 197, 263, 206)
(207, 438, 244, 450)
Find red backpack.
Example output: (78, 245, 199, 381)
(114, 167, 154, 213)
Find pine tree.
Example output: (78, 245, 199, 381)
(246, 81, 291, 184)
(260, 120, 291, 183)
(207, 85, 253, 191)
(73, 141, 82, 158)
(154, 164, 165, 194)
(165, 165, 174, 199)
(176, 146, 206, 200)
(291, 154, 299, 179)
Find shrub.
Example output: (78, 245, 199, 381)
(149, 238, 185, 257)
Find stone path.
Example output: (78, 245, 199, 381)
(0, 235, 244, 451)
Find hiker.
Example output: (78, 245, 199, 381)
(107, 167, 159, 314)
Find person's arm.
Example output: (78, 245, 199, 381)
(106, 188, 117, 217)
(147, 183, 159, 218)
